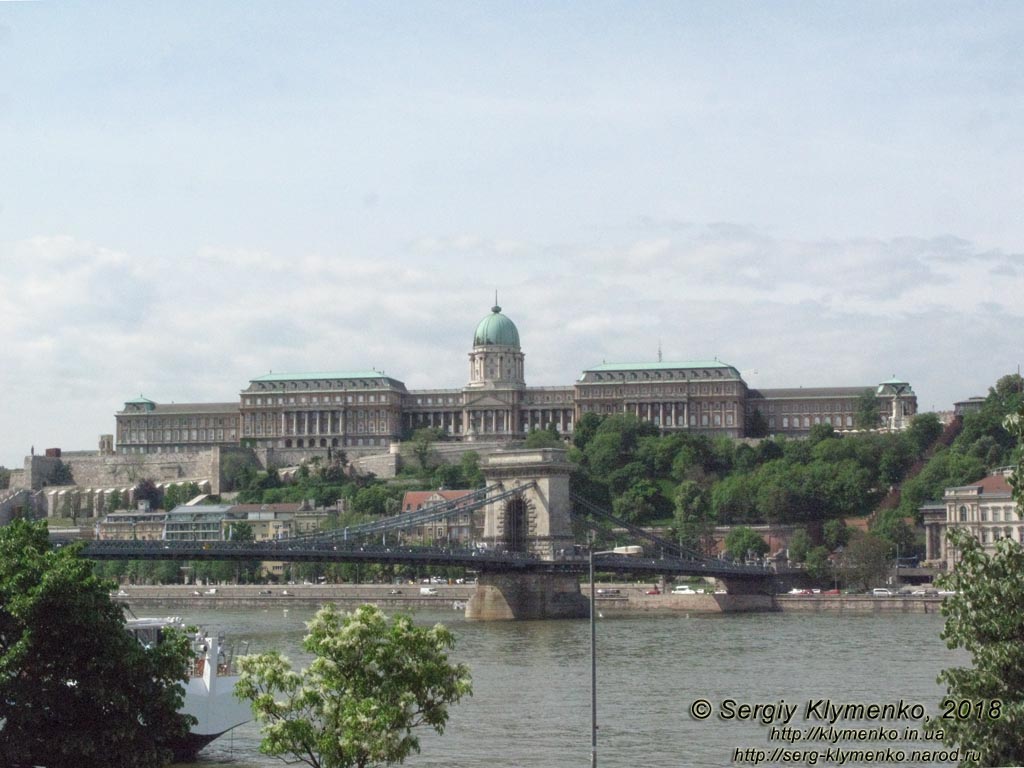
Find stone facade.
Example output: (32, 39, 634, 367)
(576, 361, 746, 437)
(107, 304, 918, 457)
(921, 471, 1022, 569)
(115, 398, 239, 455)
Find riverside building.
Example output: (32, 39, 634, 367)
(114, 303, 917, 454)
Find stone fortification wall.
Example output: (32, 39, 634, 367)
(0, 489, 45, 524)
(63, 451, 218, 489)
(8, 451, 218, 493)
(351, 452, 399, 478)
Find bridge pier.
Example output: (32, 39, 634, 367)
(466, 449, 589, 620)
(465, 572, 589, 621)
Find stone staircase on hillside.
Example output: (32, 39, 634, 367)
(865, 416, 964, 528)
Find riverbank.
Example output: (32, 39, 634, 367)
(114, 583, 475, 611)
(115, 583, 946, 615)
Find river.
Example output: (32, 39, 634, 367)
(173, 606, 969, 768)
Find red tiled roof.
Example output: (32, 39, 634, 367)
(972, 474, 1013, 496)
(401, 490, 474, 511)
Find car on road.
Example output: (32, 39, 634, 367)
(596, 588, 621, 596)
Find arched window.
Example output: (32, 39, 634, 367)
(958, 505, 968, 522)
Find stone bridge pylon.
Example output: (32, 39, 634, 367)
(466, 448, 589, 620)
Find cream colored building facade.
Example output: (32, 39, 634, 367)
(921, 471, 1022, 569)
(114, 304, 917, 454)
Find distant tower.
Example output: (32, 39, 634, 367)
(463, 303, 526, 440)
(467, 303, 525, 388)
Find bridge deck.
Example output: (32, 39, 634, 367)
(81, 539, 771, 579)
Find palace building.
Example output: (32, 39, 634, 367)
(114, 303, 917, 454)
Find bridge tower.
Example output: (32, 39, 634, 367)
(466, 448, 589, 620)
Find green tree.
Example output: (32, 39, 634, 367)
(572, 412, 604, 450)
(51, 459, 74, 485)
(133, 478, 162, 511)
(746, 408, 769, 438)
(106, 488, 124, 512)
(823, 518, 851, 550)
(524, 424, 562, 448)
(906, 412, 944, 456)
(837, 531, 892, 591)
(459, 451, 485, 488)
(788, 529, 811, 563)
(854, 389, 880, 429)
(0, 520, 193, 767)
(411, 427, 444, 472)
(804, 546, 834, 584)
(236, 604, 472, 768)
(671, 480, 715, 554)
(723, 526, 768, 560)
(928, 404, 1024, 766)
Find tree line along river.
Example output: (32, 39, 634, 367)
(167, 605, 968, 768)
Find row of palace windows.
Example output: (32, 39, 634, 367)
(766, 401, 856, 414)
(581, 384, 737, 397)
(123, 429, 237, 443)
(246, 394, 396, 406)
(122, 416, 237, 429)
(772, 415, 855, 429)
(957, 505, 1019, 522)
(979, 527, 1024, 544)
(280, 437, 390, 448)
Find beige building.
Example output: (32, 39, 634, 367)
(240, 372, 407, 450)
(113, 304, 917, 454)
(576, 361, 747, 437)
(115, 398, 239, 455)
(921, 471, 1022, 569)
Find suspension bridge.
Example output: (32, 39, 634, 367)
(82, 448, 777, 618)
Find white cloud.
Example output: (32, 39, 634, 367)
(1, 227, 1021, 465)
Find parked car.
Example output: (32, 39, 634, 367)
(596, 588, 621, 596)
(671, 586, 697, 595)
(645, 587, 661, 595)
(872, 588, 895, 597)
(419, 587, 439, 596)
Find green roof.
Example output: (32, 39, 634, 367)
(473, 305, 520, 348)
(250, 371, 388, 383)
(584, 361, 740, 373)
(125, 395, 156, 405)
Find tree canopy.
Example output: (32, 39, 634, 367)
(236, 604, 471, 768)
(930, 403, 1024, 766)
(0, 520, 194, 767)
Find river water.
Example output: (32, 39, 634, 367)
(174, 606, 969, 768)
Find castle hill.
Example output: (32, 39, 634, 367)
(2, 302, 1018, 612)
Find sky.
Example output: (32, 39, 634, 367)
(1, 2, 1023, 468)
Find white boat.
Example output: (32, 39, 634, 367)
(126, 617, 251, 760)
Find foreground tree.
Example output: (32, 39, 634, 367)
(236, 604, 472, 768)
(931, 407, 1024, 766)
(0, 520, 193, 768)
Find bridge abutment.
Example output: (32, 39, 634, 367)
(468, 449, 587, 620)
(466, 572, 589, 620)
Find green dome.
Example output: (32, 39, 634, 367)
(473, 305, 520, 348)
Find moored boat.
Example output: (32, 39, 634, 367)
(126, 617, 251, 761)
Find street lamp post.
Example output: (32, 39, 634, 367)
(590, 546, 597, 768)
(590, 545, 639, 768)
